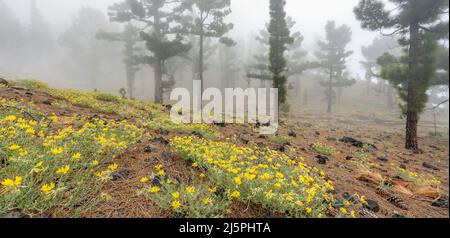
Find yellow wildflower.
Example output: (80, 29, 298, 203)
(172, 200, 181, 209)
(186, 186, 196, 194)
(140, 177, 149, 183)
(56, 165, 70, 175)
(172, 192, 180, 199)
(108, 163, 118, 171)
(150, 186, 160, 193)
(8, 144, 21, 151)
(40, 182, 55, 196)
(230, 190, 240, 199)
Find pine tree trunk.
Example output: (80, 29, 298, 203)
(153, 13, 163, 104)
(327, 66, 333, 113)
(295, 76, 301, 98)
(199, 26, 204, 94)
(154, 60, 163, 104)
(405, 23, 420, 150)
(126, 65, 134, 99)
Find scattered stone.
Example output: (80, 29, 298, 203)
(326, 137, 337, 142)
(191, 131, 203, 138)
(214, 187, 226, 199)
(150, 137, 169, 145)
(111, 168, 130, 181)
(0, 78, 9, 87)
(42, 99, 53, 105)
(391, 213, 406, 218)
(340, 137, 364, 148)
(0, 211, 24, 218)
(213, 121, 226, 127)
(364, 199, 380, 213)
(288, 130, 297, 137)
(144, 144, 158, 153)
(315, 131, 321, 136)
(432, 198, 449, 208)
(342, 192, 356, 203)
(240, 138, 250, 144)
(377, 156, 388, 162)
(316, 155, 329, 165)
(422, 162, 439, 171)
(151, 177, 162, 187)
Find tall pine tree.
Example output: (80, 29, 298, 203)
(355, 0, 449, 150)
(179, 0, 235, 94)
(108, 0, 191, 103)
(315, 21, 355, 113)
(268, 0, 293, 105)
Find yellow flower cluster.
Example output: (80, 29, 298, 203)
(0, 96, 143, 213)
(170, 135, 338, 217)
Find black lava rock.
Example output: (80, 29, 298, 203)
(422, 162, 439, 171)
(391, 213, 406, 218)
(288, 130, 297, 137)
(364, 199, 380, 213)
(340, 137, 364, 148)
(316, 155, 329, 165)
(377, 156, 388, 162)
(432, 199, 449, 208)
(150, 137, 169, 145)
(111, 168, 130, 181)
(144, 144, 158, 153)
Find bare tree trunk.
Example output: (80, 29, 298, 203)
(199, 25, 204, 94)
(405, 23, 420, 150)
(153, 13, 163, 104)
(327, 66, 333, 113)
(126, 65, 134, 99)
(154, 60, 163, 104)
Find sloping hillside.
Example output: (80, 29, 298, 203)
(0, 80, 448, 218)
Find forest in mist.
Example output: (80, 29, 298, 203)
(1, 0, 450, 220)
(0, 0, 449, 131)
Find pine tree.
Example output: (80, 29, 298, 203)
(108, 0, 191, 103)
(247, 17, 318, 94)
(361, 36, 398, 94)
(179, 0, 235, 93)
(97, 24, 143, 99)
(268, 0, 293, 105)
(355, 0, 449, 150)
(315, 21, 355, 113)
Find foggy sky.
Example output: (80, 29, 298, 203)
(7, 0, 386, 77)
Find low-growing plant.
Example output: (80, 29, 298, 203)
(269, 135, 290, 145)
(170, 136, 351, 218)
(140, 173, 230, 218)
(311, 142, 334, 156)
(0, 98, 142, 215)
